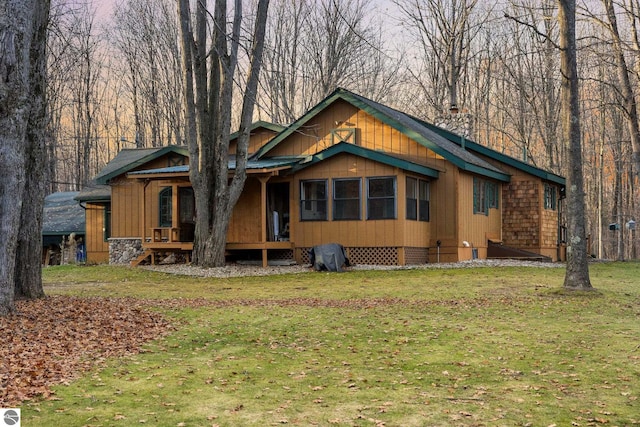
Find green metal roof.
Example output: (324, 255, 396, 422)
(128, 158, 300, 177)
(253, 88, 511, 182)
(94, 145, 189, 185)
(292, 142, 440, 178)
(415, 118, 566, 186)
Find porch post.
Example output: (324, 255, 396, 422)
(142, 180, 150, 244)
(172, 184, 179, 241)
(259, 176, 270, 267)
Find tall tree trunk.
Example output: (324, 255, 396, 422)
(15, 0, 49, 300)
(178, 0, 269, 268)
(0, 0, 40, 315)
(604, 0, 640, 184)
(558, 0, 593, 290)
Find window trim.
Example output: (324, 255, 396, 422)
(406, 176, 430, 222)
(367, 176, 397, 220)
(474, 177, 499, 215)
(544, 183, 557, 210)
(159, 187, 172, 227)
(406, 177, 418, 221)
(103, 203, 111, 242)
(473, 177, 487, 215)
(300, 179, 328, 221)
(418, 179, 430, 222)
(487, 181, 499, 209)
(332, 178, 361, 221)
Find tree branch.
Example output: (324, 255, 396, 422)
(504, 13, 561, 50)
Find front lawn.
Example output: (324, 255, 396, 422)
(16, 262, 640, 426)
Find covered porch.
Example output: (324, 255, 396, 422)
(127, 162, 296, 267)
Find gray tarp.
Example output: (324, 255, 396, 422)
(308, 243, 350, 272)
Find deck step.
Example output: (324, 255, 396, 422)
(487, 242, 552, 262)
(131, 249, 155, 267)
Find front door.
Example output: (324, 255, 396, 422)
(267, 182, 290, 241)
(179, 187, 195, 242)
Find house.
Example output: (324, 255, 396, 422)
(76, 145, 190, 264)
(79, 88, 566, 267)
(43, 191, 86, 264)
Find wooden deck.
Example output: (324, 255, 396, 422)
(132, 236, 294, 267)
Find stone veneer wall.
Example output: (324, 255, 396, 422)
(502, 179, 540, 248)
(109, 238, 143, 264)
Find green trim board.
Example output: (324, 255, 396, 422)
(127, 158, 301, 178)
(292, 142, 440, 179)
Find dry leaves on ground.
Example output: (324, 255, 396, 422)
(0, 296, 173, 406)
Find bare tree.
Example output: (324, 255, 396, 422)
(394, 0, 489, 116)
(111, 0, 184, 147)
(259, 0, 397, 124)
(45, 2, 107, 190)
(559, 0, 592, 290)
(177, 0, 270, 267)
(260, 0, 309, 124)
(1, 0, 50, 314)
(601, 0, 640, 182)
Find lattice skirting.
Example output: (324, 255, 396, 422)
(404, 247, 429, 265)
(297, 246, 428, 266)
(269, 249, 294, 261)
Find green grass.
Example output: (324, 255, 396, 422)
(25, 262, 640, 426)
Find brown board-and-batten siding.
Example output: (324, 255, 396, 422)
(84, 202, 109, 263)
(267, 99, 443, 168)
(111, 155, 189, 241)
(290, 153, 432, 265)
(457, 172, 502, 260)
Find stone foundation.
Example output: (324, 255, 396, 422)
(109, 238, 143, 264)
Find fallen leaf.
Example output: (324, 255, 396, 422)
(0, 296, 173, 406)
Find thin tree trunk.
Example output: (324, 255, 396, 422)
(558, 0, 593, 290)
(604, 0, 640, 184)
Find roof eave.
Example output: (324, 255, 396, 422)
(292, 142, 440, 178)
(462, 164, 511, 182)
(419, 121, 566, 186)
(230, 121, 285, 141)
(95, 146, 189, 185)
(127, 172, 190, 180)
(75, 195, 111, 203)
